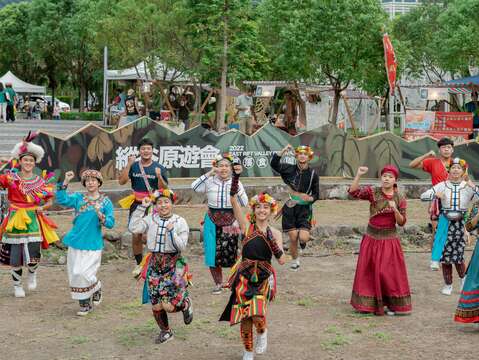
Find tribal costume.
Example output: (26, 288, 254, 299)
(191, 154, 248, 288)
(0, 133, 58, 297)
(220, 223, 283, 356)
(129, 189, 193, 343)
(455, 204, 479, 323)
(56, 170, 115, 314)
(349, 166, 411, 315)
(421, 165, 479, 292)
(270, 148, 319, 232)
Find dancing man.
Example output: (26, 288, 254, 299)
(118, 138, 168, 276)
(129, 189, 193, 344)
(0, 133, 59, 297)
(220, 165, 285, 360)
(349, 165, 412, 315)
(270, 144, 319, 271)
(191, 153, 248, 294)
(409, 137, 453, 270)
(57, 170, 115, 316)
(420, 158, 479, 295)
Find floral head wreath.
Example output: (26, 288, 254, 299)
(295, 145, 314, 160)
(247, 192, 278, 223)
(448, 157, 468, 173)
(212, 152, 234, 167)
(153, 188, 178, 203)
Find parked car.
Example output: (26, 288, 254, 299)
(27, 95, 70, 112)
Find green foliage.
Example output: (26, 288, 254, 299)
(60, 111, 102, 121)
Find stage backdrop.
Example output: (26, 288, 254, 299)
(33, 117, 479, 182)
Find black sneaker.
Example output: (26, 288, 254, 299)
(77, 304, 92, 316)
(92, 290, 102, 306)
(182, 298, 193, 325)
(299, 241, 307, 250)
(155, 330, 174, 344)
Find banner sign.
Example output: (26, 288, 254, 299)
(383, 33, 397, 96)
(404, 111, 472, 142)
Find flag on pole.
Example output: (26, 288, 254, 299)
(383, 33, 397, 96)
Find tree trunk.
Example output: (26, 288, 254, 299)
(217, 0, 228, 132)
(330, 88, 341, 125)
(79, 84, 86, 113)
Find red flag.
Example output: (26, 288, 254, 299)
(383, 33, 397, 96)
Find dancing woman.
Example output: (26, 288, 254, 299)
(220, 166, 285, 360)
(349, 165, 412, 315)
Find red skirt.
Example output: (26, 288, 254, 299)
(351, 226, 412, 315)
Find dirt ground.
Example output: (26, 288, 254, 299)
(2, 200, 478, 360)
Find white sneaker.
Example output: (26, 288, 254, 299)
(430, 261, 440, 271)
(27, 272, 37, 290)
(289, 259, 300, 272)
(14, 285, 25, 298)
(255, 330, 268, 354)
(441, 284, 453, 296)
(243, 350, 254, 360)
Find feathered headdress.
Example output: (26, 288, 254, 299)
(212, 152, 234, 167)
(11, 132, 45, 163)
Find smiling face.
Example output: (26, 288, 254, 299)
(438, 144, 453, 159)
(19, 155, 35, 173)
(216, 160, 232, 180)
(139, 144, 153, 161)
(449, 163, 465, 180)
(84, 177, 100, 193)
(253, 202, 272, 222)
(296, 151, 310, 165)
(155, 197, 173, 217)
(381, 172, 396, 189)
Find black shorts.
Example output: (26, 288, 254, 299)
(282, 204, 312, 232)
(0, 242, 41, 267)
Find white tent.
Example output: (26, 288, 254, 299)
(105, 61, 192, 82)
(0, 71, 45, 94)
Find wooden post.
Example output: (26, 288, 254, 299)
(341, 92, 358, 137)
(199, 90, 214, 114)
(154, 80, 176, 119)
(368, 97, 386, 135)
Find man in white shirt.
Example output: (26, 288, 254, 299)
(235, 88, 256, 135)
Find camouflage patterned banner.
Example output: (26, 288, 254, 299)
(33, 117, 479, 182)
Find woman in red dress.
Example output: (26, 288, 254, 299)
(349, 165, 412, 315)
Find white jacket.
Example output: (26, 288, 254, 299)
(129, 205, 189, 253)
(191, 174, 248, 208)
(420, 180, 479, 212)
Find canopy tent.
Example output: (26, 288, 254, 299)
(445, 75, 479, 94)
(105, 61, 193, 82)
(0, 71, 45, 94)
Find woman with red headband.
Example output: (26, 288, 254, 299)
(421, 158, 479, 296)
(0, 133, 58, 298)
(129, 188, 193, 344)
(349, 165, 412, 315)
(191, 153, 248, 294)
(220, 165, 285, 360)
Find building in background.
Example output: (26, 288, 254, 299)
(381, 0, 422, 18)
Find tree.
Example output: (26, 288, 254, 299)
(183, 0, 269, 130)
(27, 0, 73, 110)
(259, 0, 388, 124)
(65, 0, 103, 111)
(0, 2, 40, 80)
